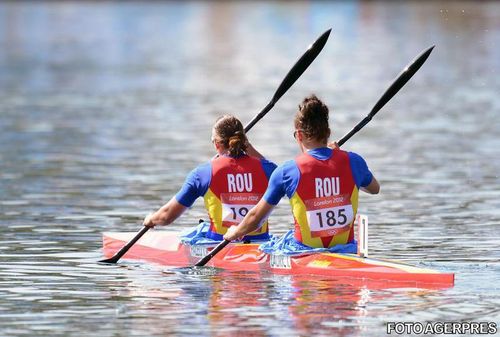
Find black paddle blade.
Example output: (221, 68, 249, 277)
(272, 28, 332, 104)
(337, 45, 435, 147)
(195, 240, 230, 267)
(98, 257, 119, 264)
(98, 226, 150, 264)
(369, 45, 435, 118)
(244, 28, 332, 133)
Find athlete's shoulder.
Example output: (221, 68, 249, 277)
(347, 151, 368, 165)
(274, 159, 298, 175)
(193, 161, 212, 176)
(281, 158, 298, 168)
(175, 161, 212, 207)
(347, 152, 373, 188)
(260, 158, 278, 180)
(260, 157, 277, 167)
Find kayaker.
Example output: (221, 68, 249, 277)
(143, 115, 277, 242)
(224, 95, 379, 252)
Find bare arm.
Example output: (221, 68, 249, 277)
(223, 198, 275, 241)
(361, 176, 380, 194)
(143, 197, 187, 227)
(328, 142, 379, 195)
(245, 141, 265, 159)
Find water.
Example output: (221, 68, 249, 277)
(1, 1, 499, 336)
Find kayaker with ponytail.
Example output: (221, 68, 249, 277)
(224, 95, 379, 253)
(143, 115, 277, 242)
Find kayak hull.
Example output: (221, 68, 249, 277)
(102, 231, 454, 287)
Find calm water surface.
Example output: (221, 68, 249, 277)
(0, 1, 499, 336)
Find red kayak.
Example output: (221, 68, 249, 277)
(102, 231, 454, 288)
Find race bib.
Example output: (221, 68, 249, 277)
(304, 194, 354, 238)
(220, 193, 261, 228)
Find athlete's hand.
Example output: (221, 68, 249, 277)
(328, 141, 340, 150)
(143, 213, 156, 228)
(224, 225, 243, 241)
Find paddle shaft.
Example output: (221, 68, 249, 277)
(337, 45, 434, 146)
(99, 226, 149, 264)
(244, 101, 273, 133)
(194, 240, 230, 267)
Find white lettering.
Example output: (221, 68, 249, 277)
(227, 173, 253, 193)
(244, 173, 253, 191)
(227, 174, 236, 192)
(323, 177, 331, 196)
(235, 174, 244, 192)
(333, 177, 340, 195)
(314, 177, 341, 198)
(315, 178, 323, 198)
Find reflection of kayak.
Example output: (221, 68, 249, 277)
(102, 231, 454, 287)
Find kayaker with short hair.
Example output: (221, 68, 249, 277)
(224, 95, 379, 252)
(143, 115, 277, 242)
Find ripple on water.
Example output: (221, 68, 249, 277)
(1, 1, 500, 336)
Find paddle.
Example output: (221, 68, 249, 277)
(337, 45, 435, 146)
(195, 45, 435, 267)
(100, 29, 332, 265)
(244, 29, 332, 132)
(99, 226, 149, 264)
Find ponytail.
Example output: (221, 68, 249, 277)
(228, 130, 246, 157)
(213, 115, 248, 157)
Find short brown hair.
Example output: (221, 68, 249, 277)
(213, 115, 247, 157)
(294, 95, 330, 143)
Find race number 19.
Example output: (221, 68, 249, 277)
(229, 206, 248, 220)
(222, 203, 254, 227)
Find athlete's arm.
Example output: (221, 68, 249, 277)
(143, 197, 187, 227)
(245, 140, 265, 159)
(348, 152, 380, 195)
(223, 198, 274, 241)
(144, 164, 210, 227)
(361, 176, 380, 194)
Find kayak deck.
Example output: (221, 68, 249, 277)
(102, 231, 454, 287)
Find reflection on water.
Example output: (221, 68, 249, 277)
(0, 1, 499, 336)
